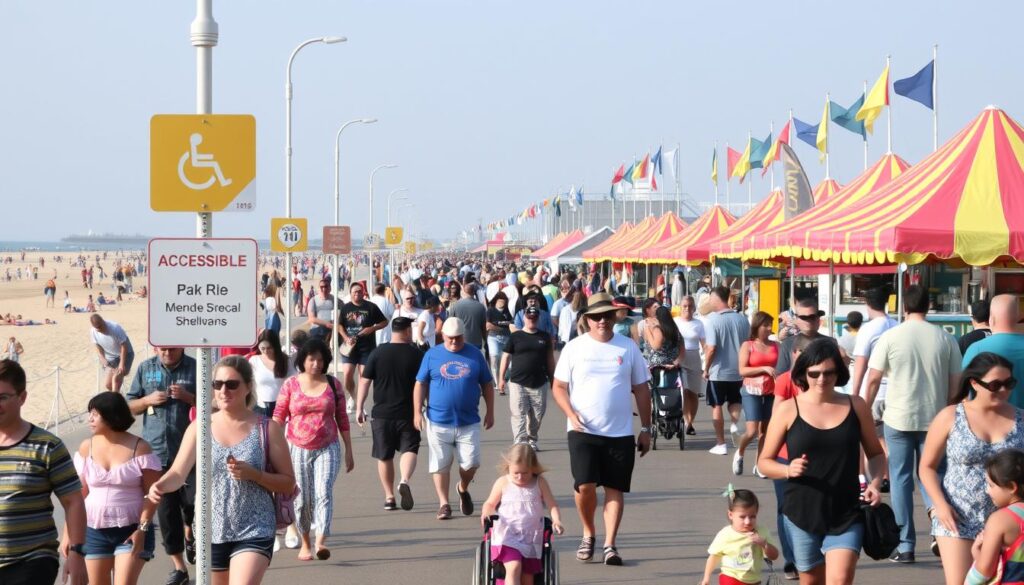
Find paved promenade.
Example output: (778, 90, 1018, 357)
(58, 395, 942, 584)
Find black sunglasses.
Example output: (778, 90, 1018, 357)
(974, 377, 1018, 393)
(796, 313, 821, 321)
(212, 379, 242, 390)
(587, 313, 616, 322)
(806, 369, 837, 380)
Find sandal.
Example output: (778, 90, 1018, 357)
(576, 536, 595, 561)
(603, 546, 623, 566)
(436, 504, 452, 520)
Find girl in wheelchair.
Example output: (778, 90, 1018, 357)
(480, 444, 564, 584)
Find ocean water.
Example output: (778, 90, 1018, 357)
(0, 241, 146, 252)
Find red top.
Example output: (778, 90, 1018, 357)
(273, 376, 350, 451)
(742, 340, 779, 396)
(774, 371, 801, 460)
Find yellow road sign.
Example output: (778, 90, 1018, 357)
(151, 114, 256, 212)
(271, 218, 308, 252)
(404, 242, 417, 254)
(385, 227, 404, 246)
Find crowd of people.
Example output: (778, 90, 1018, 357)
(3, 252, 1024, 585)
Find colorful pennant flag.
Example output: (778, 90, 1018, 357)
(793, 118, 820, 148)
(632, 154, 649, 182)
(622, 162, 635, 185)
(780, 143, 815, 220)
(554, 196, 562, 217)
(574, 185, 584, 207)
(731, 140, 752, 183)
(711, 148, 718, 185)
(893, 60, 935, 110)
(726, 147, 742, 179)
(750, 133, 772, 170)
(652, 146, 663, 175)
(611, 164, 625, 184)
(816, 100, 829, 158)
(856, 63, 890, 133)
(761, 120, 792, 176)
(830, 95, 866, 137)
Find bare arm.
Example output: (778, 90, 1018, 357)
(850, 355, 869, 398)
(356, 376, 371, 421)
(150, 423, 197, 499)
(413, 380, 428, 431)
(703, 345, 717, 378)
(538, 476, 563, 533)
(498, 352, 510, 391)
(920, 406, 956, 532)
(57, 491, 87, 585)
(546, 345, 556, 384)
(700, 554, 721, 585)
(479, 477, 505, 525)
(756, 400, 795, 479)
(480, 381, 495, 430)
(551, 378, 584, 432)
(864, 368, 883, 407)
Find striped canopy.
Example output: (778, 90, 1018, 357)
(636, 205, 737, 264)
(595, 212, 688, 262)
(813, 178, 842, 204)
(704, 190, 786, 260)
(752, 107, 1024, 266)
(582, 221, 636, 261)
(743, 153, 911, 261)
(532, 230, 583, 260)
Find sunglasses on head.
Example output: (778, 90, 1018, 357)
(212, 379, 242, 390)
(974, 377, 1018, 393)
(806, 369, 837, 380)
(587, 313, 616, 322)
(796, 313, 821, 321)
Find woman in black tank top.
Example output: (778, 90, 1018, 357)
(757, 339, 887, 584)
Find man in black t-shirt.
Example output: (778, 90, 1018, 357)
(356, 317, 424, 511)
(498, 306, 555, 449)
(339, 282, 388, 412)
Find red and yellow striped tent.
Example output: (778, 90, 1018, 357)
(532, 230, 583, 260)
(813, 178, 842, 204)
(743, 153, 911, 260)
(704, 190, 785, 261)
(582, 221, 637, 261)
(749, 107, 1024, 266)
(600, 212, 688, 262)
(636, 205, 737, 264)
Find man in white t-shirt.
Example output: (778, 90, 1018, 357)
(370, 283, 396, 346)
(552, 292, 651, 567)
(89, 314, 134, 391)
(415, 296, 441, 348)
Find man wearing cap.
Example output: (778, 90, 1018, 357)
(357, 317, 425, 511)
(511, 290, 556, 341)
(775, 296, 831, 374)
(552, 292, 652, 566)
(499, 305, 556, 449)
(306, 278, 336, 341)
(413, 317, 495, 520)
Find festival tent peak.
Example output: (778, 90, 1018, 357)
(813, 178, 842, 203)
(703, 189, 786, 261)
(637, 205, 737, 264)
(749, 106, 1024, 266)
(582, 219, 643, 261)
(550, 226, 615, 264)
(535, 230, 584, 260)
(744, 152, 911, 261)
(600, 212, 688, 262)
(530, 231, 569, 259)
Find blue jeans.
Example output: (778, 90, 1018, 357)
(772, 458, 795, 566)
(884, 425, 934, 553)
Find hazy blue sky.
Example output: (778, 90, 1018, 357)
(2, 1, 1021, 242)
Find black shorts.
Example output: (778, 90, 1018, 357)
(371, 418, 421, 460)
(567, 431, 635, 493)
(341, 348, 371, 366)
(706, 380, 742, 407)
(211, 537, 274, 571)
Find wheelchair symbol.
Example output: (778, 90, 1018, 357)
(178, 133, 232, 190)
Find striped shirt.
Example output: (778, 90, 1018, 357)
(0, 425, 81, 567)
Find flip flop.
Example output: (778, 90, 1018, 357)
(315, 547, 331, 560)
(399, 482, 414, 511)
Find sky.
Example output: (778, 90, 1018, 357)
(2, 0, 1022, 244)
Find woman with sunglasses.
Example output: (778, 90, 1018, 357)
(273, 339, 355, 562)
(249, 331, 294, 418)
(919, 352, 1022, 585)
(757, 338, 886, 585)
(149, 356, 295, 584)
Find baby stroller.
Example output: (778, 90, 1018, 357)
(472, 515, 559, 584)
(650, 366, 684, 450)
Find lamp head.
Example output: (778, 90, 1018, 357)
(323, 36, 347, 44)
(362, 118, 378, 124)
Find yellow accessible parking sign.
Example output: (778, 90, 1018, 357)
(151, 114, 256, 212)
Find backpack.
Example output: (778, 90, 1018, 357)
(861, 503, 900, 560)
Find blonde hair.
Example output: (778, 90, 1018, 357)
(497, 443, 546, 476)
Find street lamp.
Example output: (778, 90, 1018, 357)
(368, 163, 397, 241)
(284, 35, 345, 351)
(386, 187, 409, 227)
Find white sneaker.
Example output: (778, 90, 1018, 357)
(273, 535, 281, 552)
(709, 443, 728, 455)
(284, 530, 300, 549)
(732, 452, 744, 475)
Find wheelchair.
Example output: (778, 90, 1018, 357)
(472, 515, 559, 584)
(650, 366, 685, 450)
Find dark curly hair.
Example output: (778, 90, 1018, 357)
(791, 338, 850, 390)
(294, 338, 332, 373)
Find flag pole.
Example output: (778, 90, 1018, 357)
(725, 141, 731, 213)
(675, 142, 681, 217)
(825, 92, 831, 179)
(659, 140, 665, 216)
(933, 44, 938, 152)
(713, 141, 720, 206)
(769, 121, 775, 192)
(863, 80, 869, 170)
(746, 130, 753, 210)
(886, 54, 893, 154)
(631, 154, 637, 224)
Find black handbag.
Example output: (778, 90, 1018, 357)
(861, 503, 901, 560)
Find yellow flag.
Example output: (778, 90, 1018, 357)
(731, 139, 751, 183)
(711, 149, 718, 185)
(856, 64, 890, 134)
(816, 99, 829, 160)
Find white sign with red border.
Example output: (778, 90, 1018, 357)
(148, 238, 258, 348)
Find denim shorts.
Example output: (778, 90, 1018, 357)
(211, 537, 275, 571)
(84, 525, 155, 561)
(740, 389, 774, 422)
(782, 515, 863, 572)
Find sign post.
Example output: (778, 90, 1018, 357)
(322, 225, 351, 379)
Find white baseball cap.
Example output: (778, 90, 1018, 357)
(441, 317, 465, 337)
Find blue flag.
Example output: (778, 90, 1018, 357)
(793, 118, 820, 148)
(652, 147, 663, 175)
(575, 185, 584, 206)
(830, 95, 867, 138)
(749, 133, 772, 169)
(893, 60, 935, 110)
(622, 162, 635, 185)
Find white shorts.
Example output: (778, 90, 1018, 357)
(426, 421, 481, 473)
